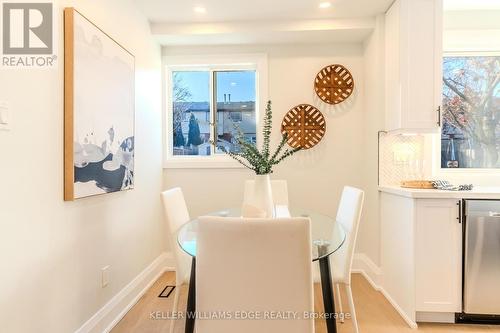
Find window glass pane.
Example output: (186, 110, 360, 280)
(172, 71, 211, 156)
(215, 71, 257, 153)
(441, 56, 500, 168)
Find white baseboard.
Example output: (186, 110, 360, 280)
(75, 251, 175, 333)
(76, 251, 419, 332)
(352, 253, 382, 291)
(379, 286, 418, 328)
(352, 253, 418, 329)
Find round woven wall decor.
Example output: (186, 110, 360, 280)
(281, 104, 326, 150)
(314, 64, 354, 105)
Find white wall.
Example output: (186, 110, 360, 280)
(444, 10, 500, 52)
(359, 16, 385, 268)
(0, 1, 165, 332)
(162, 43, 383, 263)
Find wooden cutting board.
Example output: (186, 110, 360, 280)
(400, 180, 435, 189)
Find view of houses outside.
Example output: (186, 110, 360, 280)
(215, 71, 257, 153)
(172, 70, 256, 156)
(441, 56, 500, 168)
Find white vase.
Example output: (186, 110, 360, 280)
(250, 174, 274, 218)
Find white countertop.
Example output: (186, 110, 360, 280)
(379, 185, 500, 199)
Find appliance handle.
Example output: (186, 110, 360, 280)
(458, 200, 463, 223)
(489, 211, 500, 217)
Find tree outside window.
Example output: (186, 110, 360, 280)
(172, 73, 189, 148)
(171, 71, 210, 156)
(441, 56, 500, 168)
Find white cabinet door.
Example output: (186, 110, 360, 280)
(385, 0, 443, 132)
(415, 199, 462, 312)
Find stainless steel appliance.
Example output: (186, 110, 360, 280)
(463, 200, 500, 316)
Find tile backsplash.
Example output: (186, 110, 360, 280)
(379, 133, 432, 186)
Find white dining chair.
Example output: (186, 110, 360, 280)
(196, 216, 315, 333)
(330, 186, 364, 333)
(160, 187, 192, 333)
(243, 179, 289, 206)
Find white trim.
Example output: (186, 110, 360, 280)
(352, 253, 418, 329)
(162, 53, 269, 169)
(351, 253, 382, 290)
(443, 51, 500, 57)
(379, 286, 419, 329)
(163, 156, 249, 169)
(75, 252, 175, 333)
(353, 269, 381, 292)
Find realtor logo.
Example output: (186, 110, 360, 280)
(1, 1, 56, 67)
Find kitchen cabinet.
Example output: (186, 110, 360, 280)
(379, 187, 500, 324)
(380, 192, 462, 326)
(384, 0, 443, 132)
(415, 199, 462, 313)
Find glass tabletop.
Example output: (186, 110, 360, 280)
(177, 207, 346, 261)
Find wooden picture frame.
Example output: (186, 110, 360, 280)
(64, 8, 135, 201)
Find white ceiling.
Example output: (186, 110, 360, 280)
(134, 0, 394, 24)
(137, 0, 500, 46)
(151, 18, 375, 45)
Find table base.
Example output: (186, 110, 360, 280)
(319, 256, 337, 333)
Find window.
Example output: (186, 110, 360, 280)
(441, 55, 500, 168)
(165, 54, 267, 168)
(171, 70, 256, 156)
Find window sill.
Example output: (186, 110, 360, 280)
(163, 156, 248, 169)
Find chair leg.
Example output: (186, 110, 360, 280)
(170, 286, 181, 333)
(336, 283, 344, 323)
(346, 285, 359, 333)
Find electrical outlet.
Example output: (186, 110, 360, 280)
(101, 266, 110, 288)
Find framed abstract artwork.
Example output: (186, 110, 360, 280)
(64, 8, 135, 201)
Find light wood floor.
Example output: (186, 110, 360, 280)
(112, 272, 500, 333)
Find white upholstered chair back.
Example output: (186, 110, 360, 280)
(243, 179, 289, 206)
(331, 186, 364, 285)
(196, 216, 314, 333)
(161, 188, 191, 284)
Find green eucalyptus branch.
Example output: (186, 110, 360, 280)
(272, 147, 301, 165)
(210, 100, 302, 175)
(270, 133, 289, 164)
(262, 101, 272, 160)
(235, 128, 265, 164)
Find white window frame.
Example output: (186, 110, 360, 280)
(433, 50, 500, 174)
(163, 54, 268, 169)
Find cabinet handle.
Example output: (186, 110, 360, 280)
(437, 106, 441, 127)
(457, 200, 462, 223)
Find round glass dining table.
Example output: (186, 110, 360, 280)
(176, 207, 346, 333)
(178, 207, 345, 261)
